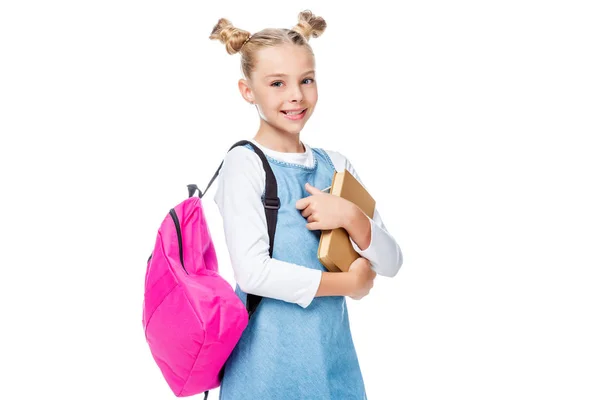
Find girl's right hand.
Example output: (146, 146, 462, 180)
(347, 257, 376, 300)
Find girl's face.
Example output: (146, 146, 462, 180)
(239, 44, 318, 137)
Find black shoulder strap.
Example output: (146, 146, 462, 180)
(189, 140, 278, 318)
(187, 141, 280, 400)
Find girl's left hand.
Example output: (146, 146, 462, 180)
(295, 182, 355, 231)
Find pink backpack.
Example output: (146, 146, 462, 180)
(142, 140, 280, 398)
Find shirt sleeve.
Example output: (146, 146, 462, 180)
(213, 146, 322, 308)
(325, 150, 404, 278)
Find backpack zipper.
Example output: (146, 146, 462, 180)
(169, 209, 189, 275)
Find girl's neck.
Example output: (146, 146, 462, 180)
(253, 128, 305, 154)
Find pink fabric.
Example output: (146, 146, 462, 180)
(143, 196, 248, 397)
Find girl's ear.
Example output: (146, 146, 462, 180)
(238, 78, 255, 104)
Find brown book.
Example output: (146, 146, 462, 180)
(317, 168, 376, 272)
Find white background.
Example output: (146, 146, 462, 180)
(1, 1, 599, 399)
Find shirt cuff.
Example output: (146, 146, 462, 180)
(297, 269, 323, 309)
(349, 216, 377, 261)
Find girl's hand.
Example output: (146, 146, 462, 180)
(347, 257, 376, 300)
(296, 182, 355, 231)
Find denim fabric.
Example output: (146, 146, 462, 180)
(218, 145, 367, 400)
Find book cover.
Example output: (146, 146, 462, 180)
(317, 168, 376, 272)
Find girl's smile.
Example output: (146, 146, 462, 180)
(281, 108, 307, 120)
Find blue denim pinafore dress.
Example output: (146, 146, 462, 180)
(218, 145, 367, 400)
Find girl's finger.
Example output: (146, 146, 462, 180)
(295, 196, 310, 210)
(306, 222, 319, 231)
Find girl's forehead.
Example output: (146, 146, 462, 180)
(255, 45, 315, 76)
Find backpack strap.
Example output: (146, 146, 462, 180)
(197, 141, 279, 394)
(185, 141, 279, 400)
(194, 139, 279, 318)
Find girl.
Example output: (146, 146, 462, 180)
(209, 10, 403, 400)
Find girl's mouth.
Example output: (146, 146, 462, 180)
(281, 108, 307, 120)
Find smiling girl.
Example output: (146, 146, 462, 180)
(209, 10, 403, 399)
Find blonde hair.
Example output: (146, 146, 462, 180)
(208, 10, 327, 80)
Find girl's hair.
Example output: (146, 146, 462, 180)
(208, 10, 327, 80)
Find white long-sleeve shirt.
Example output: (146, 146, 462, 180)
(213, 139, 403, 309)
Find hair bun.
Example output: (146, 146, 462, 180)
(209, 18, 252, 55)
(293, 10, 327, 40)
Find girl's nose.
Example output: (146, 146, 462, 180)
(289, 85, 303, 102)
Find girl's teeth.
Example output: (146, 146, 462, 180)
(285, 109, 304, 115)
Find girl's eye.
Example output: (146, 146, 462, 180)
(271, 78, 315, 88)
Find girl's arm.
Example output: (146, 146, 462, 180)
(325, 150, 404, 278)
(214, 147, 353, 308)
(315, 271, 355, 297)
